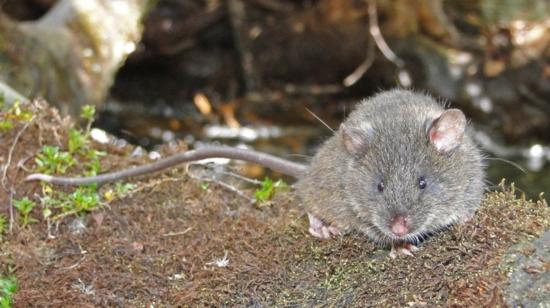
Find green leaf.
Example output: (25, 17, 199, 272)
(68, 129, 86, 153)
(42, 208, 52, 219)
(69, 188, 100, 212)
(0, 121, 13, 132)
(254, 177, 289, 202)
(255, 177, 274, 202)
(13, 197, 37, 227)
(13, 197, 35, 215)
(0, 275, 17, 308)
(0, 215, 7, 240)
(35, 145, 75, 174)
(80, 105, 96, 121)
(9, 101, 33, 122)
(115, 183, 136, 195)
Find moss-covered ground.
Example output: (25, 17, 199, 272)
(0, 101, 548, 306)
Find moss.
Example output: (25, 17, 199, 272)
(1, 101, 549, 306)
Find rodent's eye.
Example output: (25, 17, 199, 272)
(418, 176, 427, 189)
(377, 181, 385, 192)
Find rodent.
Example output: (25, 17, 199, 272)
(295, 89, 484, 257)
(26, 89, 485, 257)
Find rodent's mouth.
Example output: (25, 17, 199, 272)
(370, 223, 409, 244)
(376, 225, 424, 245)
(366, 218, 426, 245)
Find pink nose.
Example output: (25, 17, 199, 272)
(390, 215, 410, 236)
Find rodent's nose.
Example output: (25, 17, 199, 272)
(390, 215, 410, 237)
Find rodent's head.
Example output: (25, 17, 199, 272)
(340, 108, 477, 244)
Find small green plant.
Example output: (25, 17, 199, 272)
(115, 183, 136, 195)
(80, 105, 96, 121)
(13, 198, 37, 227)
(31, 104, 116, 221)
(68, 188, 100, 213)
(8, 102, 33, 122)
(68, 129, 86, 153)
(254, 177, 289, 202)
(200, 182, 210, 191)
(67, 104, 97, 154)
(0, 276, 17, 308)
(0, 215, 7, 241)
(35, 145, 75, 174)
(38, 187, 101, 219)
(103, 182, 136, 202)
(80, 105, 95, 133)
(0, 120, 12, 132)
(0, 100, 34, 132)
(83, 149, 106, 176)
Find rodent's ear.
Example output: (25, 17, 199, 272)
(427, 109, 467, 154)
(341, 123, 369, 155)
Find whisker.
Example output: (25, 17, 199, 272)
(484, 157, 527, 175)
(305, 108, 334, 133)
(284, 153, 312, 159)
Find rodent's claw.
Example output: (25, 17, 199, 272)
(327, 226, 341, 236)
(308, 226, 327, 239)
(307, 213, 341, 239)
(308, 226, 341, 239)
(389, 243, 418, 259)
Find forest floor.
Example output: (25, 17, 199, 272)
(0, 100, 549, 306)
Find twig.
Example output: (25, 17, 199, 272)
(162, 227, 192, 237)
(186, 163, 255, 203)
(1, 120, 32, 233)
(367, 0, 404, 68)
(129, 176, 186, 194)
(8, 191, 14, 233)
(16, 155, 34, 173)
(61, 255, 86, 271)
(211, 178, 255, 202)
(218, 169, 263, 185)
(343, 37, 376, 87)
(46, 219, 56, 239)
(1, 120, 32, 189)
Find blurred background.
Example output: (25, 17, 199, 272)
(1, 0, 549, 197)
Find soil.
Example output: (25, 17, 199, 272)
(1, 101, 549, 307)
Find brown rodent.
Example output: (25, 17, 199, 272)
(26, 89, 484, 257)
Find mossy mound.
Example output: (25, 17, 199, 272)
(0, 101, 548, 306)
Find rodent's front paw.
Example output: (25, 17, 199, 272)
(389, 243, 419, 259)
(307, 213, 341, 239)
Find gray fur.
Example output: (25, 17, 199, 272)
(296, 89, 485, 245)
